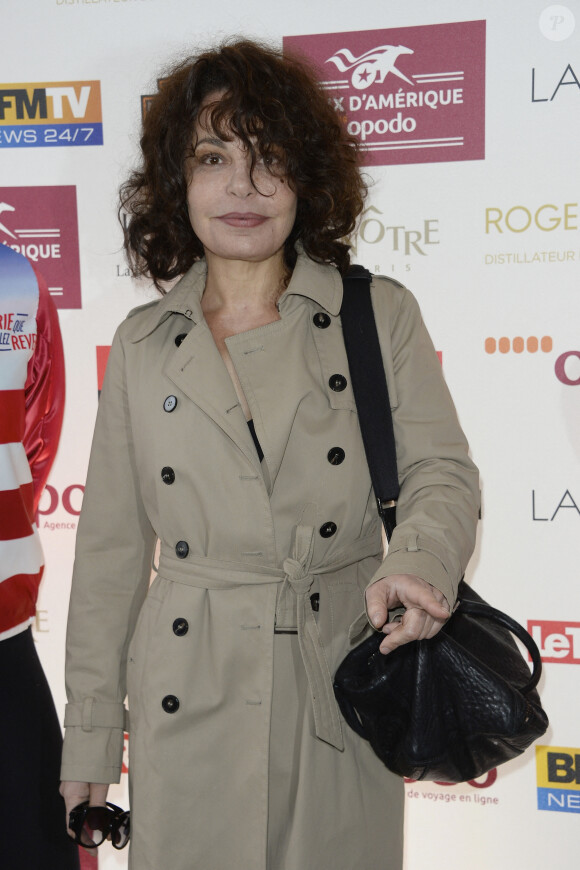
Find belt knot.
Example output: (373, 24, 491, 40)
(282, 557, 312, 595)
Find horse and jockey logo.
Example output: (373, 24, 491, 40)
(283, 22, 486, 166)
(326, 45, 414, 90)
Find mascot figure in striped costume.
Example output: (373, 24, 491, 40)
(0, 245, 79, 869)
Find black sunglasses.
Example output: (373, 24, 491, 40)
(68, 801, 130, 850)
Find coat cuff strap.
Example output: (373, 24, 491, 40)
(64, 700, 128, 732)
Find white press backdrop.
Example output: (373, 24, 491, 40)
(3, 1, 580, 868)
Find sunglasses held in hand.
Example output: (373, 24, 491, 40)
(69, 801, 130, 850)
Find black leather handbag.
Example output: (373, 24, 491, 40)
(333, 267, 549, 782)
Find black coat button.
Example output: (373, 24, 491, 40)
(319, 522, 337, 538)
(313, 312, 331, 329)
(329, 374, 347, 392)
(162, 695, 180, 713)
(175, 333, 187, 347)
(310, 593, 320, 612)
(327, 447, 345, 465)
(175, 540, 189, 559)
(164, 395, 178, 412)
(161, 466, 175, 485)
(173, 618, 189, 636)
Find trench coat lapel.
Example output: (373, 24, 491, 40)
(164, 322, 261, 470)
(226, 254, 344, 489)
(128, 260, 261, 470)
(225, 317, 301, 490)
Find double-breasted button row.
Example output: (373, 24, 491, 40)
(320, 444, 343, 537)
(328, 374, 347, 392)
(175, 540, 189, 559)
(162, 694, 180, 714)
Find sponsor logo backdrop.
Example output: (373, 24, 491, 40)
(3, 1, 579, 868)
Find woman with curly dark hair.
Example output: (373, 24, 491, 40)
(60, 39, 478, 870)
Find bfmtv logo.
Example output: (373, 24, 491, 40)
(0, 81, 102, 148)
(326, 45, 414, 90)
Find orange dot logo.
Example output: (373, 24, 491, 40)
(485, 336, 552, 354)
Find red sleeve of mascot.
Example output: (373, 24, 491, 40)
(23, 267, 66, 515)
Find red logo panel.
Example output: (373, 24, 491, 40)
(0, 185, 81, 309)
(284, 20, 485, 166)
(528, 620, 580, 664)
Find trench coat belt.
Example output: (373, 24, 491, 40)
(157, 528, 381, 751)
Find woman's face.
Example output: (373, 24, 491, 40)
(186, 99, 297, 268)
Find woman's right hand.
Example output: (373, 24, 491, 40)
(60, 781, 110, 838)
(365, 573, 450, 655)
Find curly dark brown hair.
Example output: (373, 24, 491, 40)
(120, 39, 367, 291)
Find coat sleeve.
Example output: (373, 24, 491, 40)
(61, 326, 156, 784)
(367, 278, 480, 608)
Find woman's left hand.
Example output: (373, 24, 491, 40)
(365, 573, 450, 655)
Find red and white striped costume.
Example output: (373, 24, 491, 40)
(0, 245, 65, 640)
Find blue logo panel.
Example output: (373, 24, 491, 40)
(0, 123, 103, 148)
(537, 787, 580, 813)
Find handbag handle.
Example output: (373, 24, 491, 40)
(340, 266, 399, 540)
(457, 597, 542, 693)
(340, 268, 543, 697)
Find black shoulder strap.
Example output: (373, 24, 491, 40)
(340, 266, 399, 540)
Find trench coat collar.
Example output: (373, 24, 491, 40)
(127, 247, 344, 343)
(277, 249, 343, 317)
(127, 259, 208, 342)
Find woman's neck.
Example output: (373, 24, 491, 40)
(201, 250, 288, 315)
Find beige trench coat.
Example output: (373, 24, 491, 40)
(61, 251, 479, 870)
